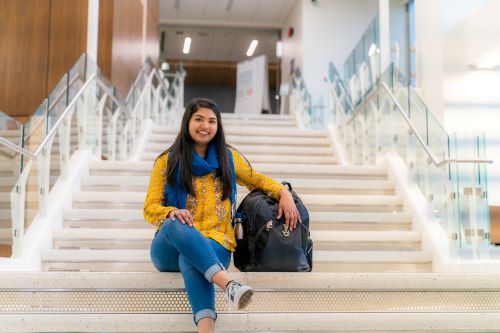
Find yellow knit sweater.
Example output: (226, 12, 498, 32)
(143, 147, 286, 252)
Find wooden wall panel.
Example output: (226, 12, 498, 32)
(98, 0, 114, 79)
(47, 0, 88, 92)
(490, 206, 500, 245)
(0, 0, 51, 117)
(146, 0, 160, 66)
(111, 0, 144, 98)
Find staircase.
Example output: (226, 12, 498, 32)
(3, 114, 500, 332)
(43, 113, 431, 273)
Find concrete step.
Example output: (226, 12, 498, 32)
(81, 176, 395, 195)
(89, 161, 388, 180)
(52, 228, 421, 251)
(72, 191, 404, 212)
(145, 143, 336, 157)
(64, 209, 150, 229)
(144, 151, 338, 164)
(311, 230, 421, 251)
(53, 228, 153, 250)
(309, 211, 412, 230)
(150, 133, 332, 147)
(221, 119, 298, 127)
(41, 249, 432, 272)
(152, 126, 327, 138)
(222, 113, 296, 121)
(63, 209, 412, 231)
(2, 271, 500, 331)
(5, 270, 500, 332)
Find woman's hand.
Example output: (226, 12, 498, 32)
(277, 189, 301, 231)
(168, 209, 194, 227)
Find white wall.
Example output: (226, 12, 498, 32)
(441, 0, 489, 33)
(300, 0, 378, 106)
(281, 0, 303, 90)
(441, 0, 500, 205)
(389, 0, 409, 76)
(414, 0, 444, 122)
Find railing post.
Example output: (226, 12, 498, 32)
(10, 160, 32, 258)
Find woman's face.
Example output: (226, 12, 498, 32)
(188, 107, 218, 147)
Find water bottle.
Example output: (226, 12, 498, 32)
(233, 217, 244, 240)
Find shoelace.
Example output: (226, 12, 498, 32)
(226, 281, 240, 302)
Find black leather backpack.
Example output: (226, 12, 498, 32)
(233, 182, 313, 272)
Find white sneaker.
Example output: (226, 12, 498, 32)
(225, 281, 254, 310)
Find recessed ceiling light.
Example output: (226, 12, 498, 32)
(276, 41, 283, 58)
(246, 40, 258, 57)
(183, 37, 192, 54)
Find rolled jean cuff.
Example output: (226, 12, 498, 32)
(194, 308, 217, 325)
(204, 262, 224, 282)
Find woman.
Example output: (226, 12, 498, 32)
(144, 98, 300, 333)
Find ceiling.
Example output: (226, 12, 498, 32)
(158, 0, 295, 86)
(161, 27, 280, 63)
(159, 0, 296, 29)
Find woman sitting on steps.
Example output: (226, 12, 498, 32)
(143, 98, 301, 333)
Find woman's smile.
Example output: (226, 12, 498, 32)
(189, 108, 218, 147)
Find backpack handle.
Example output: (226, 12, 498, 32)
(281, 181, 292, 191)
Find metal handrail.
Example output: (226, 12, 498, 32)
(363, 82, 493, 167)
(47, 74, 81, 111)
(381, 82, 492, 166)
(345, 83, 380, 125)
(124, 62, 154, 106)
(0, 74, 97, 160)
(95, 79, 128, 116)
(153, 71, 172, 95)
(326, 75, 355, 111)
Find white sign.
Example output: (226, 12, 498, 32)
(234, 55, 270, 114)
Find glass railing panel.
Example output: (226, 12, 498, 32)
(343, 15, 380, 83)
(116, 111, 129, 161)
(0, 113, 22, 257)
(47, 73, 68, 132)
(362, 104, 377, 164)
(476, 133, 490, 256)
(0, 114, 23, 172)
(8, 153, 30, 258)
(331, 59, 491, 258)
(23, 158, 40, 232)
(68, 54, 87, 101)
(22, 100, 48, 170)
(1, 55, 171, 259)
(449, 133, 490, 258)
(82, 81, 100, 156)
(375, 89, 394, 157)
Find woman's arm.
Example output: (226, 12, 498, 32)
(231, 148, 301, 230)
(231, 147, 286, 199)
(143, 154, 178, 228)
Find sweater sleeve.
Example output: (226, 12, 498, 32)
(230, 147, 286, 200)
(143, 154, 177, 228)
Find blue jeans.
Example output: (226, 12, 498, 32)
(150, 218, 231, 325)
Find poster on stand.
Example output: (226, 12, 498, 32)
(234, 55, 270, 114)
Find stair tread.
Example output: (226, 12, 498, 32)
(82, 176, 394, 190)
(52, 228, 419, 243)
(42, 249, 431, 263)
(90, 161, 387, 175)
(72, 191, 403, 206)
(63, 209, 412, 223)
(2, 271, 500, 289)
(310, 230, 421, 242)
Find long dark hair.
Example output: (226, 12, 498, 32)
(158, 98, 233, 200)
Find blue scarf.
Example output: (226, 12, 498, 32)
(163, 143, 236, 217)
